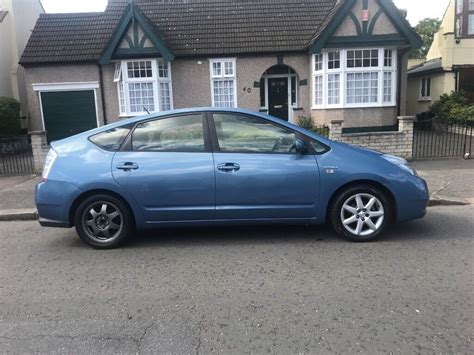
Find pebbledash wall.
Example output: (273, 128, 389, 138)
(24, 53, 404, 131)
(328, 116, 414, 159)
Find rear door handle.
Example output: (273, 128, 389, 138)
(217, 163, 240, 172)
(116, 162, 139, 171)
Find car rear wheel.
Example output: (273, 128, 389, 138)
(74, 194, 132, 249)
(330, 185, 392, 242)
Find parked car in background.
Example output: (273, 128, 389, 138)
(36, 108, 429, 249)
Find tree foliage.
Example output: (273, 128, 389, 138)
(429, 91, 474, 122)
(410, 18, 441, 59)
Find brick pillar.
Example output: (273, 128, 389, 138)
(329, 120, 344, 141)
(29, 131, 49, 174)
(397, 116, 415, 160)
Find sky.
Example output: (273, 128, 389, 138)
(40, 0, 451, 26)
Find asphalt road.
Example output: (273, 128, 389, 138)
(0, 205, 473, 354)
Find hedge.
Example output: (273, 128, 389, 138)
(0, 97, 21, 135)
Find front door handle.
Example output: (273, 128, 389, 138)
(217, 163, 240, 172)
(116, 162, 139, 171)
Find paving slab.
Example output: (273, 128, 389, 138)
(413, 159, 474, 204)
(0, 175, 39, 210)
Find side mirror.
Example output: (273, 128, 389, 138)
(293, 138, 307, 153)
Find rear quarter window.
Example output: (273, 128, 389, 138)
(89, 126, 131, 151)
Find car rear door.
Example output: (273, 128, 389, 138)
(112, 113, 215, 223)
(209, 112, 320, 220)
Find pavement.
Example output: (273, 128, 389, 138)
(0, 158, 472, 221)
(412, 159, 474, 205)
(0, 175, 38, 221)
(0, 205, 472, 353)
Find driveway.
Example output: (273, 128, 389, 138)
(0, 205, 472, 353)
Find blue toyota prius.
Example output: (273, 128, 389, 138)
(36, 108, 429, 248)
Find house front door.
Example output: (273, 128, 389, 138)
(268, 77, 289, 121)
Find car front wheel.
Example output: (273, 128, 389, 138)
(74, 194, 132, 249)
(330, 185, 392, 242)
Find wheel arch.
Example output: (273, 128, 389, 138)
(325, 179, 397, 223)
(69, 189, 137, 228)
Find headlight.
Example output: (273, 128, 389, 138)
(381, 154, 418, 176)
(42, 149, 58, 180)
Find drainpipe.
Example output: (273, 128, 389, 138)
(98, 64, 108, 125)
(397, 48, 409, 117)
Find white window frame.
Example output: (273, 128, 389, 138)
(311, 48, 397, 109)
(419, 77, 431, 101)
(209, 58, 237, 108)
(115, 58, 173, 117)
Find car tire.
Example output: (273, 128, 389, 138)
(74, 194, 133, 249)
(329, 184, 392, 242)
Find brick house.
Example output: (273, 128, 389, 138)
(20, 0, 421, 143)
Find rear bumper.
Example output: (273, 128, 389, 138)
(36, 180, 81, 227)
(39, 217, 72, 228)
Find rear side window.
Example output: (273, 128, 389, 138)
(131, 114, 205, 152)
(90, 127, 131, 151)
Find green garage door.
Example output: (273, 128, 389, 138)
(41, 90, 98, 143)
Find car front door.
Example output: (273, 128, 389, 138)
(112, 113, 215, 223)
(209, 112, 320, 220)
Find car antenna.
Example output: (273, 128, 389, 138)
(143, 107, 150, 114)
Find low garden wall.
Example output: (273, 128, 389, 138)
(328, 116, 414, 159)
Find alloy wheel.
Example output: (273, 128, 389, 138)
(340, 193, 385, 237)
(82, 201, 123, 243)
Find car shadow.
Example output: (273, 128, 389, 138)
(126, 223, 338, 249)
(63, 206, 472, 250)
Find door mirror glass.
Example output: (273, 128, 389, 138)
(292, 138, 306, 153)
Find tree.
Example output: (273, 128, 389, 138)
(410, 18, 441, 59)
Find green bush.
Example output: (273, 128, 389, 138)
(297, 116, 330, 137)
(429, 91, 474, 122)
(297, 116, 314, 130)
(0, 97, 21, 135)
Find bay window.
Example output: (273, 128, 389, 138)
(210, 58, 237, 108)
(312, 48, 397, 109)
(114, 59, 173, 116)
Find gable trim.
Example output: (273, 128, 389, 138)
(375, 0, 422, 48)
(99, 3, 174, 65)
(309, 0, 422, 53)
(347, 12, 363, 36)
(309, 0, 357, 54)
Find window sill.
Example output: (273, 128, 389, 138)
(418, 98, 431, 102)
(311, 104, 397, 110)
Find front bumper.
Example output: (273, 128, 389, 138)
(396, 176, 429, 222)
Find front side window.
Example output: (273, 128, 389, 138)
(115, 59, 173, 116)
(312, 48, 397, 108)
(131, 114, 204, 152)
(213, 113, 296, 153)
(210, 59, 237, 108)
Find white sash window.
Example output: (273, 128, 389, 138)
(312, 48, 397, 109)
(209, 58, 237, 108)
(114, 59, 173, 116)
